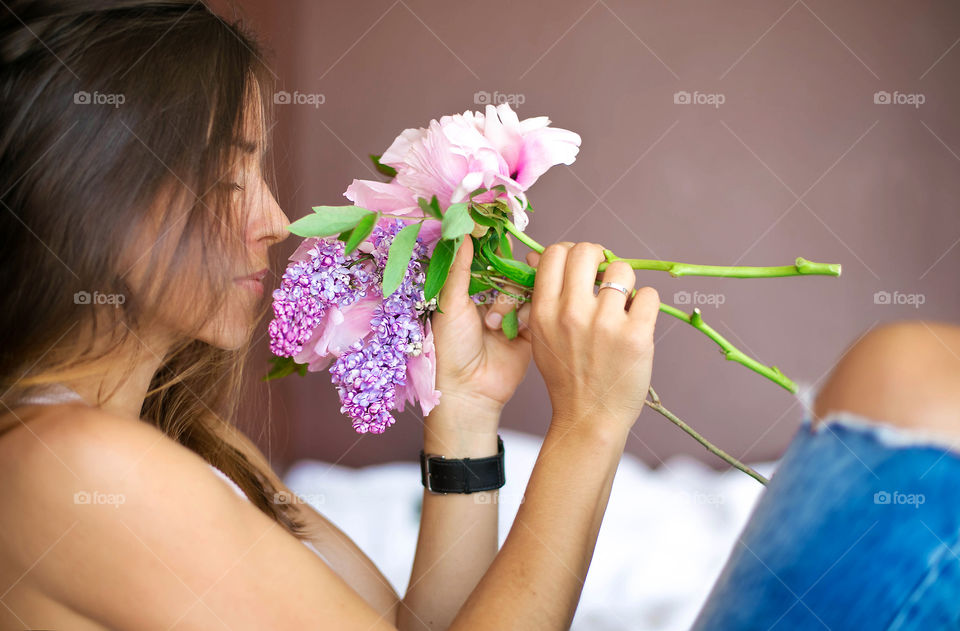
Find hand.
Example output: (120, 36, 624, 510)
(527, 242, 659, 434)
(429, 237, 535, 421)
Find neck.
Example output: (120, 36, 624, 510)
(68, 328, 174, 419)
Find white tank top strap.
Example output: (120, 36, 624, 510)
(14, 383, 86, 406)
(208, 463, 249, 500)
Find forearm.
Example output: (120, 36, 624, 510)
(399, 396, 502, 631)
(448, 417, 629, 631)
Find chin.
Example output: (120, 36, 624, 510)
(197, 313, 258, 351)
(203, 327, 254, 352)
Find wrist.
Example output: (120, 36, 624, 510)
(432, 388, 504, 417)
(547, 410, 631, 451)
(424, 392, 502, 458)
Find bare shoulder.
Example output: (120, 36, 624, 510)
(814, 320, 960, 435)
(1, 401, 165, 471)
(0, 404, 393, 630)
(0, 403, 222, 570)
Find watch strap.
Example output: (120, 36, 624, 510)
(420, 435, 505, 494)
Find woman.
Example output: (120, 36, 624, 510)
(0, 2, 658, 629)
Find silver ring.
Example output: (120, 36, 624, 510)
(598, 281, 630, 297)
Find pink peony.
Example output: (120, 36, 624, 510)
(344, 103, 581, 232)
(293, 294, 380, 371)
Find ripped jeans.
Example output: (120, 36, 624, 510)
(691, 410, 960, 630)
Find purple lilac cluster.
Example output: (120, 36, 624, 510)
(269, 218, 434, 435)
(329, 220, 432, 434)
(268, 238, 374, 357)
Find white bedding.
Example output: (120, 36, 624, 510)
(284, 428, 775, 631)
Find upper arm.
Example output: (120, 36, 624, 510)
(8, 409, 398, 631)
(217, 422, 403, 613)
(814, 320, 960, 436)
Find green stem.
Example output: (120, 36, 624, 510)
(646, 387, 768, 485)
(502, 219, 841, 278)
(601, 253, 839, 277)
(656, 302, 797, 393)
(499, 218, 799, 393)
(503, 218, 544, 253)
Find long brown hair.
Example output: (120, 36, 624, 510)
(0, 0, 307, 537)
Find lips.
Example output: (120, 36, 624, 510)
(235, 268, 268, 282)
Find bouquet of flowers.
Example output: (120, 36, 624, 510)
(266, 103, 840, 483)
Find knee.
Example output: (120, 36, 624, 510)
(813, 321, 960, 435)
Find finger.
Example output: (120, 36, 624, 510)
(531, 242, 573, 315)
(562, 242, 606, 306)
(437, 236, 473, 309)
(517, 301, 531, 329)
(628, 286, 661, 330)
(511, 301, 532, 341)
(485, 291, 517, 330)
(525, 250, 541, 268)
(596, 260, 635, 315)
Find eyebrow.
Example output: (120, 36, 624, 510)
(231, 139, 270, 169)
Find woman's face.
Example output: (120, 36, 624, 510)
(125, 107, 291, 353)
(209, 143, 290, 350)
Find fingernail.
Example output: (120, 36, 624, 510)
(486, 312, 502, 329)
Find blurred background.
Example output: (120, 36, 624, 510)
(220, 0, 960, 474)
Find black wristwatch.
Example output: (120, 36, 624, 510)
(419, 435, 505, 494)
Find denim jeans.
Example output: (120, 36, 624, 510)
(691, 410, 960, 630)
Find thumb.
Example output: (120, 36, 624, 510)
(436, 236, 473, 309)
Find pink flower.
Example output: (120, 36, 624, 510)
(345, 103, 581, 232)
(293, 294, 380, 371)
(343, 179, 419, 217)
(396, 317, 442, 416)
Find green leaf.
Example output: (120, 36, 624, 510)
(370, 154, 397, 178)
(289, 206, 374, 238)
(469, 207, 499, 227)
(501, 307, 519, 339)
(263, 356, 308, 382)
(468, 277, 493, 295)
(468, 186, 488, 198)
(424, 236, 460, 302)
(382, 222, 422, 297)
(481, 239, 536, 287)
(343, 211, 378, 255)
(441, 202, 474, 240)
(418, 195, 443, 219)
(337, 227, 353, 243)
(499, 233, 513, 259)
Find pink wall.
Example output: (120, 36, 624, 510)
(225, 0, 960, 473)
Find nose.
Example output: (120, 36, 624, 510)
(251, 183, 290, 247)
